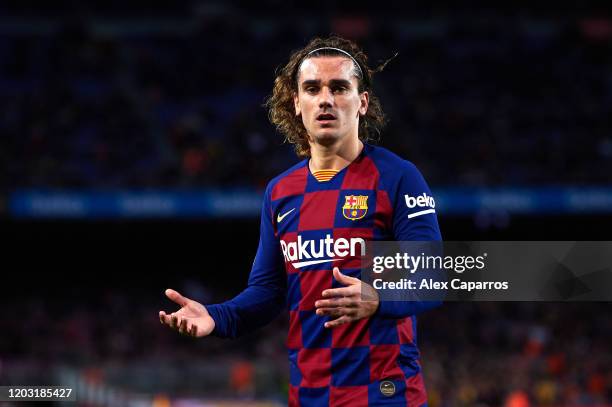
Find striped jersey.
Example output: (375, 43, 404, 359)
(207, 143, 442, 406)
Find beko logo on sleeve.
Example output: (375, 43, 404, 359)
(404, 193, 436, 218)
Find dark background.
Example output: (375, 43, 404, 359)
(4, 215, 610, 298)
(1, 1, 611, 406)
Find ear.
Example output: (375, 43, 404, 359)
(358, 91, 369, 116)
(294, 92, 301, 116)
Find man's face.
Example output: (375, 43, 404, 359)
(294, 56, 368, 147)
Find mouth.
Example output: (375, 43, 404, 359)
(316, 113, 337, 124)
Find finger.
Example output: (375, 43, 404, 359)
(325, 315, 352, 328)
(181, 318, 190, 335)
(179, 317, 188, 334)
(159, 311, 168, 325)
(315, 297, 355, 308)
(316, 307, 351, 317)
(189, 324, 198, 337)
(165, 288, 189, 307)
(322, 286, 355, 298)
(332, 267, 360, 285)
(171, 314, 179, 329)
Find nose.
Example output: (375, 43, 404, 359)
(318, 86, 333, 109)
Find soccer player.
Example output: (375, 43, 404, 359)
(159, 36, 442, 406)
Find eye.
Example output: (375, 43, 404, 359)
(305, 86, 319, 94)
(332, 86, 348, 93)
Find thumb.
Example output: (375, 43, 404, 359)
(165, 288, 189, 307)
(333, 267, 358, 285)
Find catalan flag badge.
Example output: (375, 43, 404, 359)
(342, 195, 368, 221)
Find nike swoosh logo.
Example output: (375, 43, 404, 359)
(277, 208, 295, 223)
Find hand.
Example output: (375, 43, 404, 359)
(159, 289, 215, 337)
(314, 267, 379, 328)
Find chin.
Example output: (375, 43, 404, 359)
(312, 130, 341, 146)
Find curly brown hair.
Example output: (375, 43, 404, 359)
(264, 36, 388, 157)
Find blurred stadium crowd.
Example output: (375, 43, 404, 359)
(1, 289, 610, 406)
(1, 4, 612, 407)
(1, 9, 612, 190)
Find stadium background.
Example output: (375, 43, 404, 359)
(1, 1, 611, 406)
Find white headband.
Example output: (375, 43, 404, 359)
(299, 47, 364, 78)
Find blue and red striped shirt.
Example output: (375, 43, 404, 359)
(208, 143, 442, 406)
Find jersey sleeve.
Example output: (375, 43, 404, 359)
(206, 183, 286, 338)
(376, 160, 443, 318)
(391, 161, 441, 242)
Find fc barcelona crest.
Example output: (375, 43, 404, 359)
(342, 195, 368, 221)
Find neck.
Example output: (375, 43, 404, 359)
(308, 136, 363, 172)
